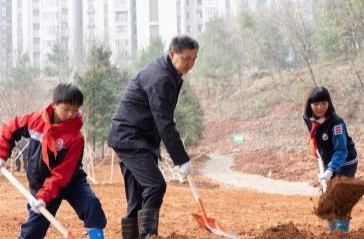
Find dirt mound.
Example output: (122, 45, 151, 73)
(315, 177, 364, 220)
(317, 228, 364, 239)
(255, 222, 364, 239)
(255, 222, 315, 239)
(149, 233, 189, 239)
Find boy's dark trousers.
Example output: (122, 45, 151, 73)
(18, 178, 107, 239)
(118, 151, 166, 238)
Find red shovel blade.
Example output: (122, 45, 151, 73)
(192, 213, 238, 238)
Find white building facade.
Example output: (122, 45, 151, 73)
(8, 0, 273, 70)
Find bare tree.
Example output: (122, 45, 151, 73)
(280, 1, 318, 86)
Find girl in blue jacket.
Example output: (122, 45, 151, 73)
(303, 86, 358, 232)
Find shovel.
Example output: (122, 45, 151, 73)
(0, 166, 78, 239)
(316, 152, 327, 194)
(187, 175, 238, 238)
(314, 152, 364, 220)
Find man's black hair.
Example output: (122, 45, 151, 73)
(53, 83, 84, 106)
(304, 86, 335, 118)
(168, 35, 199, 53)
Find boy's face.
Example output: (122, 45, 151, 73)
(52, 103, 80, 123)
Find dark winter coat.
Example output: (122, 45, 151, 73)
(108, 54, 190, 166)
(304, 114, 357, 173)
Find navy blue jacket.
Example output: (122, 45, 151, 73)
(107, 54, 190, 166)
(304, 114, 357, 173)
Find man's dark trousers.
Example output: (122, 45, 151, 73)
(119, 151, 166, 218)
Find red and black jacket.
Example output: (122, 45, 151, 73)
(0, 104, 86, 203)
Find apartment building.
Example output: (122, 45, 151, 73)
(6, 0, 284, 70)
(135, 0, 177, 51)
(0, 0, 12, 75)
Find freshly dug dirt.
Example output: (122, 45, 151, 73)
(255, 222, 315, 239)
(149, 233, 190, 239)
(315, 177, 364, 220)
(256, 222, 364, 239)
(317, 228, 364, 239)
(1, 163, 364, 238)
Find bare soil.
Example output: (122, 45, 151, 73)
(2, 60, 364, 238)
(1, 162, 364, 239)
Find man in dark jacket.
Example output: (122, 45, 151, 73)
(108, 35, 199, 239)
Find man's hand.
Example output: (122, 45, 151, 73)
(29, 199, 46, 214)
(318, 169, 333, 181)
(178, 161, 193, 178)
(0, 158, 6, 168)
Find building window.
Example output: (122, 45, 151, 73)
(123, 39, 129, 47)
(197, 0, 202, 5)
(187, 25, 192, 33)
(115, 11, 128, 22)
(149, 0, 158, 22)
(116, 25, 128, 35)
(33, 23, 40, 30)
(115, 39, 128, 47)
(197, 10, 202, 19)
(186, 12, 191, 19)
(115, 0, 127, 5)
(150, 25, 159, 37)
(61, 8, 68, 15)
(206, 7, 218, 18)
(197, 24, 202, 33)
(207, 0, 217, 4)
(33, 9, 39, 16)
(186, 0, 190, 5)
(33, 37, 40, 44)
(33, 51, 40, 58)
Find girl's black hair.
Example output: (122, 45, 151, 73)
(53, 83, 84, 106)
(304, 86, 335, 118)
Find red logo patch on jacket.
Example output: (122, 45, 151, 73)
(334, 124, 343, 135)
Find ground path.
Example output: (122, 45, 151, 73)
(202, 154, 319, 196)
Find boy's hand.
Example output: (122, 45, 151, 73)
(178, 161, 193, 178)
(29, 199, 46, 214)
(0, 158, 5, 168)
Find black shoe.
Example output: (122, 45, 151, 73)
(138, 209, 159, 238)
(122, 217, 139, 239)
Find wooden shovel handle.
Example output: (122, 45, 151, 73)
(187, 175, 208, 218)
(0, 167, 72, 238)
(316, 150, 327, 193)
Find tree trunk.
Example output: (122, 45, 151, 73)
(100, 141, 105, 160)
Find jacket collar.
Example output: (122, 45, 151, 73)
(41, 104, 83, 169)
(162, 53, 183, 84)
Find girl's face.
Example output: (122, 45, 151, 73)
(310, 101, 329, 118)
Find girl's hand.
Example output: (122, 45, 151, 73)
(318, 169, 333, 181)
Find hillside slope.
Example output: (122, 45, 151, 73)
(192, 59, 364, 185)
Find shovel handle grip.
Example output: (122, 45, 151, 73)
(0, 167, 70, 238)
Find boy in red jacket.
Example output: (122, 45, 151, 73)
(0, 83, 106, 239)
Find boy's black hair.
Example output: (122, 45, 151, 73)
(53, 83, 84, 106)
(304, 86, 335, 118)
(168, 35, 199, 53)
